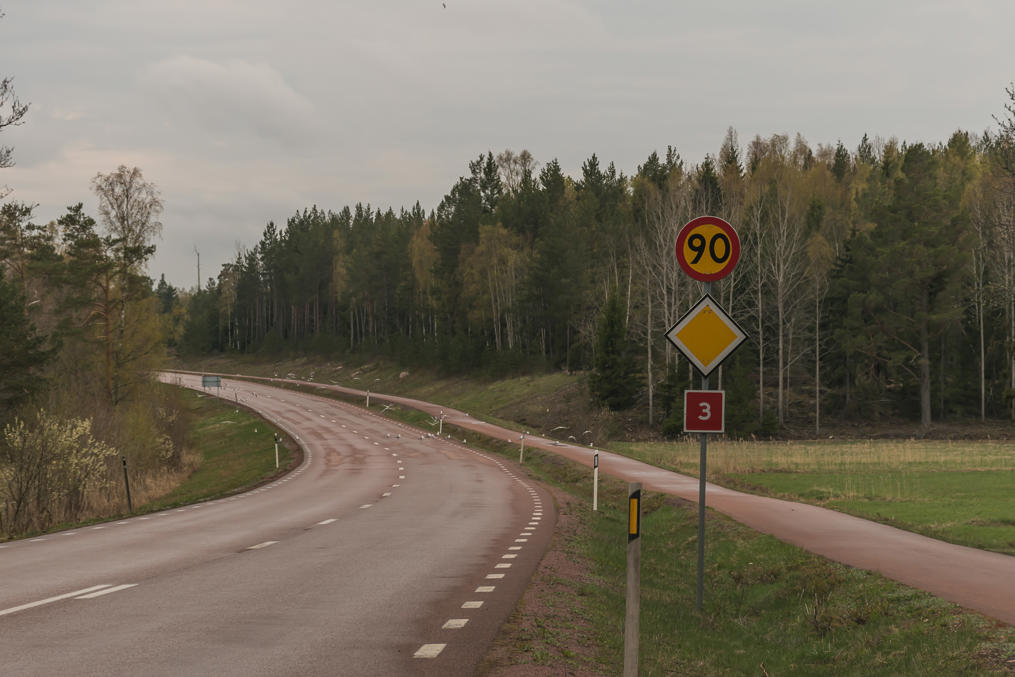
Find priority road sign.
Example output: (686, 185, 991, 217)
(664, 294, 746, 377)
(675, 216, 740, 282)
(684, 390, 725, 433)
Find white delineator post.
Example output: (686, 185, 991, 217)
(593, 452, 599, 511)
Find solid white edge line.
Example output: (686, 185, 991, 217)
(75, 583, 138, 599)
(0, 585, 112, 617)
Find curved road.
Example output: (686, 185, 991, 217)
(0, 374, 555, 676)
(224, 372, 1015, 627)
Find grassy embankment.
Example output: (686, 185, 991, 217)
(140, 385, 295, 511)
(177, 357, 1015, 673)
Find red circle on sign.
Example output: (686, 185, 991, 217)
(675, 216, 741, 282)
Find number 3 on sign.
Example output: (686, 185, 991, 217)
(684, 390, 724, 433)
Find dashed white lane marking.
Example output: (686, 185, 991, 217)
(317, 518, 337, 525)
(382, 492, 391, 497)
(30, 538, 46, 543)
(247, 541, 278, 550)
(495, 563, 512, 569)
(399, 475, 406, 479)
(414, 644, 446, 659)
(442, 618, 468, 629)
(392, 484, 400, 488)
(508, 546, 522, 550)
(462, 601, 484, 609)
(360, 504, 373, 509)
(514, 538, 528, 543)
(116, 521, 129, 525)
(475, 586, 495, 593)
(501, 554, 517, 559)
(75, 583, 137, 599)
(485, 573, 505, 579)
(92, 526, 105, 530)
(0, 585, 111, 617)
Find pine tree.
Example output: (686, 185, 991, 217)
(0, 277, 52, 422)
(589, 290, 641, 409)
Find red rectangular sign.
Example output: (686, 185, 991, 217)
(684, 390, 725, 433)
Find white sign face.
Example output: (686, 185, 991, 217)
(664, 294, 747, 377)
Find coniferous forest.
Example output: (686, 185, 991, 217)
(168, 118, 1015, 435)
(5, 75, 1015, 536)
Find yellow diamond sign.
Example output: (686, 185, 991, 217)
(664, 294, 747, 377)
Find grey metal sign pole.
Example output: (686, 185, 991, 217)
(697, 280, 711, 612)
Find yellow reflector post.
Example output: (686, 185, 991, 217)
(628, 489, 641, 540)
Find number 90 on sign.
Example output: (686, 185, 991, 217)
(675, 216, 740, 282)
(684, 390, 725, 434)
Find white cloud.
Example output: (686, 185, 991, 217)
(142, 55, 319, 145)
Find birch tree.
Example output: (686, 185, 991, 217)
(91, 166, 164, 404)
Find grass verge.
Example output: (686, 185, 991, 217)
(142, 386, 297, 511)
(478, 444, 1015, 675)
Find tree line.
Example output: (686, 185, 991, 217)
(0, 164, 185, 538)
(175, 101, 1015, 434)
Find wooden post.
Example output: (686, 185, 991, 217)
(624, 482, 641, 677)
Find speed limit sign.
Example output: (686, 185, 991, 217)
(675, 216, 740, 282)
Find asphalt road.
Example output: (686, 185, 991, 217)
(0, 374, 554, 676)
(223, 373, 1015, 627)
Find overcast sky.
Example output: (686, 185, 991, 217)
(4, 1, 1014, 290)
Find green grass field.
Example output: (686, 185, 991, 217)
(613, 438, 1015, 555)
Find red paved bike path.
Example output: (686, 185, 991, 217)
(199, 373, 1015, 626)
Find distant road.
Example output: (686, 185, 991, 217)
(0, 374, 554, 676)
(201, 371, 1015, 627)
